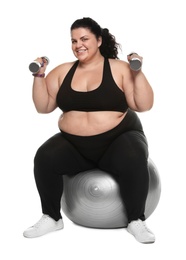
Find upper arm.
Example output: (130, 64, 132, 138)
(45, 62, 74, 113)
(45, 69, 60, 112)
(121, 61, 154, 112)
(111, 60, 138, 111)
(121, 63, 138, 111)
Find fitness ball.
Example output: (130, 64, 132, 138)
(61, 158, 161, 228)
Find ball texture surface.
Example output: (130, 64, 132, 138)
(61, 158, 161, 228)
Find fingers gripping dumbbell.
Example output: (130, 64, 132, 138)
(29, 56, 50, 73)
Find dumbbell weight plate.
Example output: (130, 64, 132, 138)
(29, 56, 49, 73)
(29, 61, 41, 73)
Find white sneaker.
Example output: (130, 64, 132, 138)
(127, 219, 155, 244)
(23, 215, 64, 238)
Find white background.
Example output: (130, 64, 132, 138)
(1, 0, 186, 259)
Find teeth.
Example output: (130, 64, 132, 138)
(77, 49, 86, 52)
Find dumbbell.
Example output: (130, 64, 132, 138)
(128, 52, 142, 71)
(29, 56, 50, 73)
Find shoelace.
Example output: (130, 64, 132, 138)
(33, 215, 49, 229)
(133, 221, 152, 234)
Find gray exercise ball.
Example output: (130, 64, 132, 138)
(61, 158, 161, 228)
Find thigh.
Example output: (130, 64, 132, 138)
(98, 130, 149, 174)
(34, 132, 96, 176)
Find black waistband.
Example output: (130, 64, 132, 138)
(60, 110, 144, 162)
(60, 109, 143, 140)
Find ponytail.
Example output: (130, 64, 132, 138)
(100, 28, 121, 59)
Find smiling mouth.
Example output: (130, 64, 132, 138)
(76, 49, 87, 53)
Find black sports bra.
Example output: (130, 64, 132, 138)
(56, 58, 128, 113)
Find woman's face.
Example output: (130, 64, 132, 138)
(71, 27, 102, 61)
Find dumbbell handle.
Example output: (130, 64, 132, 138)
(29, 56, 50, 73)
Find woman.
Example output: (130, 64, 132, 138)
(24, 17, 155, 243)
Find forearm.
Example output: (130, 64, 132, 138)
(32, 77, 51, 113)
(132, 70, 154, 111)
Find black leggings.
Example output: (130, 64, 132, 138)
(34, 109, 149, 223)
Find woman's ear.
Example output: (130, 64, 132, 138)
(98, 36, 102, 47)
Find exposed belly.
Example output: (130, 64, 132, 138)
(58, 111, 127, 136)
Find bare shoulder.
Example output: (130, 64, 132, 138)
(108, 59, 131, 76)
(46, 61, 77, 88)
(108, 59, 130, 72)
(47, 61, 76, 78)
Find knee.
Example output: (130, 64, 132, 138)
(117, 132, 149, 162)
(34, 144, 52, 171)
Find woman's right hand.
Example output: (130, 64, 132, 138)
(33, 57, 48, 74)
